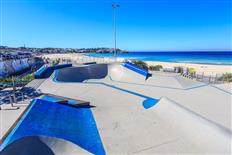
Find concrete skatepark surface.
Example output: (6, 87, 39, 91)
(1, 63, 231, 154)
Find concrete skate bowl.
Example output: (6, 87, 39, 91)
(54, 63, 150, 83)
(143, 98, 231, 154)
(54, 63, 160, 110)
(55, 64, 108, 82)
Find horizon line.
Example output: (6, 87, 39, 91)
(1, 45, 231, 52)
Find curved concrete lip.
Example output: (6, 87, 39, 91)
(1, 136, 91, 155)
(55, 63, 109, 83)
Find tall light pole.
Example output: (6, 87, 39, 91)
(112, 3, 120, 60)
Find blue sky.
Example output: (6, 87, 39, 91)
(1, 0, 231, 51)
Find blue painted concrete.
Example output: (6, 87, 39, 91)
(102, 83, 159, 109)
(0, 98, 105, 155)
(34, 64, 72, 79)
(35, 65, 47, 76)
(123, 62, 152, 79)
(143, 98, 160, 109)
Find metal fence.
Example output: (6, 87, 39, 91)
(195, 73, 226, 84)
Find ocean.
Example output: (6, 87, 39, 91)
(84, 52, 232, 65)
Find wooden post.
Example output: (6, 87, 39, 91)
(12, 76, 16, 92)
(215, 74, 217, 84)
(9, 95, 13, 107)
(202, 72, 204, 82)
(13, 93, 17, 104)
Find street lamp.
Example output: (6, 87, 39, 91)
(112, 3, 120, 60)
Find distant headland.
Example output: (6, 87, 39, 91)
(0, 46, 127, 60)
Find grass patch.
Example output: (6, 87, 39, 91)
(189, 68, 196, 76)
(0, 73, 35, 85)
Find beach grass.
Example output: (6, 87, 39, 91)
(218, 73, 232, 82)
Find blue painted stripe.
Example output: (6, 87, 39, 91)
(108, 75, 184, 90)
(123, 62, 151, 78)
(54, 70, 160, 109)
(42, 95, 78, 105)
(108, 75, 208, 91)
(35, 65, 47, 75)
(35, 64, 72, 79)
(101, 83, 150, 99)
(53, 69, 59, 82)
(54, 70, 149, 98)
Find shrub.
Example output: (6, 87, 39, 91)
(0, 77, 12, 85)
(218, 73, 232, 82)
(149, 65, 163, 71)
(20, 73, 35, 83)
(189, 68, 196, 76)
(0, 74, 35, 85)
(52, 60, 56, 66)
(131, 60, 148, 70)
(52, 59, 60, 66)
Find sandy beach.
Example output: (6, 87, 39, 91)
(42, 53, 232, 75)
(146, 61, 232, 75)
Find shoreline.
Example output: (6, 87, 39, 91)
(83, 53, 232, 66)
(82, 52, 232, 66)
(42, 53, 232, 75)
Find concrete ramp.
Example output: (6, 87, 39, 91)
(0, 97, 105, 154)
(107, 63, 148, 83)
(144, 98, 230, 154)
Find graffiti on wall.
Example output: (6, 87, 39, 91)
(0, 58, 34, 78)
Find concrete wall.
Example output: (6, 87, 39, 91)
(0, 58, 34, 78)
